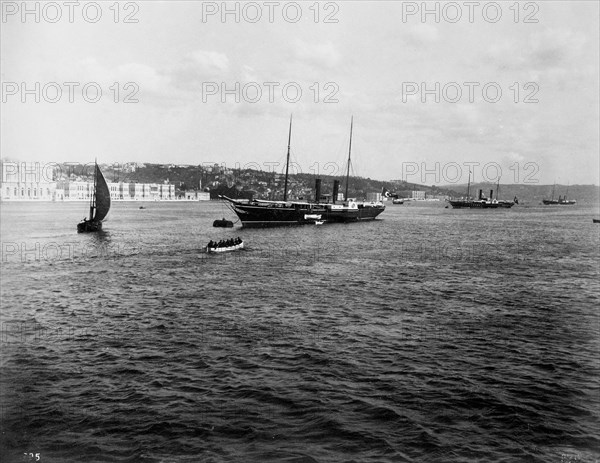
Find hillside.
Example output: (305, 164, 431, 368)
(45, 162, 459, 200)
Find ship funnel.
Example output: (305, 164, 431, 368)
(315, 179, 322, 203)
(333, 180, 340, 204)
(478, 189, 483, 199)
(490, 190, 494, 200)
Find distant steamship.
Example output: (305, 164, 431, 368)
(448, 173, 517, 209)
(542, 183, 576, 205)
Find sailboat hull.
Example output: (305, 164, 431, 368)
(77, 220, 103, 233)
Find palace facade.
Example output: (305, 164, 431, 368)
(1, 162, 175, 201)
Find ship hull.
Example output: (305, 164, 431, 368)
(228, 203, 311, 227)
(223, 198, 385, 228)
(323, 204, 385, 222)
(497, 201, 515, 208)
(449, 200, 502, 209)
(542, 200, 576, 205)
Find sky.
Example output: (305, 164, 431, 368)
(1, 1, 599, 186)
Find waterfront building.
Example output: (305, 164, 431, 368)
(1, 162, 176, 201)
(1, 161, 57, 200)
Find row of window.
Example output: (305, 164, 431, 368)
(4, 187, 175, 198)
(5, 187, 52, 197)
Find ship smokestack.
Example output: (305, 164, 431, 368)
(333, 180, 340, 204)
(315, 179, 322, 203)
(479, 189, 483, 200)
(490, 190, 494, 200)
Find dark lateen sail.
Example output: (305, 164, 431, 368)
(92, 164, 111, 222)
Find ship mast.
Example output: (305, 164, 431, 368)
(466, 170, 471, 199)
(283, 115, 292, 201)
(345, 116, 353, 201)
(89, 159, 97, 221)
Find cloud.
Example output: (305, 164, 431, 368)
(402, 24, 439, 46)
(170, 50, 230, 90)
(115, 63, 168, 93)
(188, 50, 230, 72)
(529, 29, 586, 68)
(487, 28, 588, 72)
(293, 40, 341, 70)
(240, 65, 257, 82)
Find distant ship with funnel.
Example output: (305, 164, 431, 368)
(448, 173, 517, 209)
(542, 183, 576, 205)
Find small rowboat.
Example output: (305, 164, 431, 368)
(206, 241, 244, 253)
(213, 218, 234, 227)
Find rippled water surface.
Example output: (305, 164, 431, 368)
(1, 201, 599, 462)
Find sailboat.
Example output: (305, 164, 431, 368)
(220, 116, 385, 227)
(77, 162, 111, 232)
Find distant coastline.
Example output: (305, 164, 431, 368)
(0, 197, 211, 202)
(1, 160, 599, 205)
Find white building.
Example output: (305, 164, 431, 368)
(1, 161, 57, 200)
(1, 162, 176, 201)
(180, 190, 210, 200)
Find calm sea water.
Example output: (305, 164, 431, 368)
(1, 200, 599, 463)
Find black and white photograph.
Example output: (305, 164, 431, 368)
(1, 1, 599, 462)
